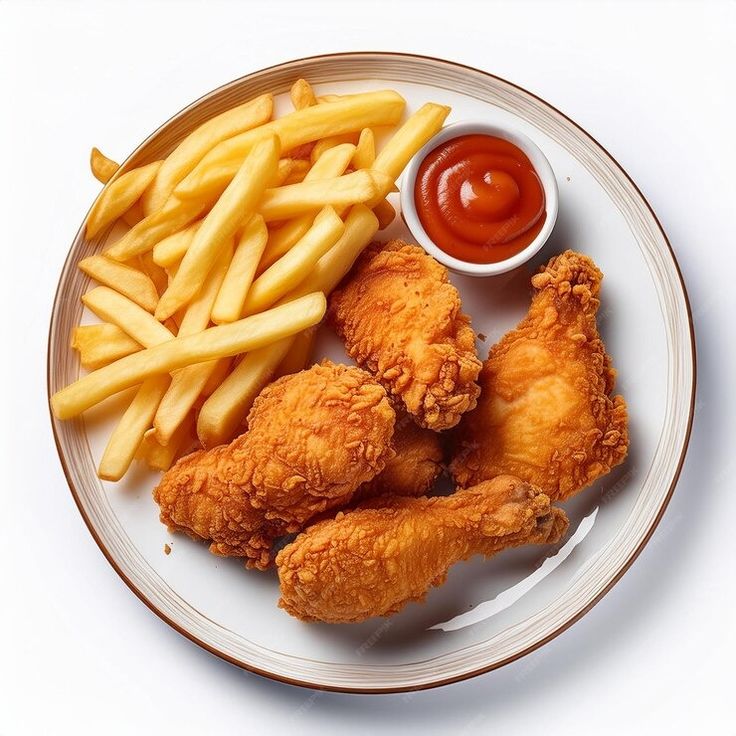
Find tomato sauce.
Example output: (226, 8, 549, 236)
(414, 134, 546, 264)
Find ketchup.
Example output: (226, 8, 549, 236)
(414, 134, 546, 264)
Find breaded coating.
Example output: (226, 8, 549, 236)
(153, 362, 396, 569)
(450, 250, 629, 501)
(353, 413, 444, 502)
(277, 475, 568, 623)
(328, 240, 482, 431)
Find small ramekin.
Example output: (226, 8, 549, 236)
(400, 121, 559, 277)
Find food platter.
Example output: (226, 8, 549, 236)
(47, 52, 695, 692)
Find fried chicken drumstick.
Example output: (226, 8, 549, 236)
(451, 250, 629, 501)
(329, 240, 482, 431)
(277, 475, 568, 623)
(153, 361, 395, 569)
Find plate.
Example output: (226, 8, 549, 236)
(47, 52, 695, 692)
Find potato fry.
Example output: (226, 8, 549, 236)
(155, 134, 279, 321)
(82, 287, 175, 348)
(105, 196, 205, 262)
(152, 221, 201, 268)
(310, 132, 359, 163)
(270, 159, 295, 188)
(174, 90, 405, 201)
(137, 251, 169, 295)
(139, 414, 195, 472)
(258, 170, 389, 222)
(243, 206, 343, 314)
(371, 102, 451, 191)
(316, 94, 344, 104)
(90, 147, 119, 184)
(373, 198, 397, 230)
(78, 255, 159, 312)
(274, 326, 316, 378)
(282, 159, 311, 185)
(352, 128, 376, 170)
(142, 93, 273, 215)
(86, 161, 162, 238)
(98, 374, 171, 481)
(201, 356, 232, 397)
(196, 336, 294, 448)
(290, 79, 316, 110)
(71, 323, 141, 371)
(122, 200, 146, 228)
(51, 292, 326, 420)
(211, 215, 267, 324)
(259, 143, 355, 270)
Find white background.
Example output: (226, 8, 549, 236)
(1, 0, 734, 733)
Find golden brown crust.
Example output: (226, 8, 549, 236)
(450, 250, 629, 500)
(328, 240, 482, 431)
(276, 475, 569, 623)
(153, 362, 396, 569)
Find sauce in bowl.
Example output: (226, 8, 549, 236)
(414, 134, 546, 264)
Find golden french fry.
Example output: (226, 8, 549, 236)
(78, 255, 159, 312)
(137, 251, 169, 295)
(243, 206, 344, 314)
(211, 215, 267, 324)
(90, 147, 119, 183)
(98, 374, 171, 481)
(105, 196, 205, 262)
(86, 161, 162, 238)
(270, 159, 295, 188)
(274, 326, 316, 378)
(290, 79, 316, 110)
(310, 132, 359, 163)
(373, 198, 396, 230)
(316, 94, 343, 104)
(139, 414, 195, 472)
(259, 143, 355, 270)
(258, 170, 388, 222)
(152, 221, 201, 268)
(371, 102, 451, 191)
(174, 90, 405, 201)
(156, 134, 279, 321)
(196, 336, 294, 448)
(142, 93, 273, 215)
(201, 356, 232, 397)
(352, 128, 376, 170)
(71, 323, 141, 371)
(82, 287, 175, 348)
(282, 204, 379, 301)
(51, 292, 326, 420)
(281, 159, 311, 185)
(122, 200, 146, 228)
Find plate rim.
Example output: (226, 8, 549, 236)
(47, 50, 697, 694)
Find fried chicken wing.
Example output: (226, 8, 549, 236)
(353, 413, 444, 502)
(450, 250, 629, 501)
(153, 362, 396, 569)
(328, 239, 482, 431)
(276, 475, 568, 623)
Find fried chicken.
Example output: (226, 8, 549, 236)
(153, 361, 396, 569)
(328, 239, 482, 431)
(353, 414, 444, 502)
(276, 475, 568, 623)
(450, 250, 629, 501)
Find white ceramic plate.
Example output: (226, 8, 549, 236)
(48, 53, 695, 693)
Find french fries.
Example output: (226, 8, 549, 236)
(281, 159, 311, 185)
(290, 79, 316, 110)
(139, 414, 195, 472)
(211, 215, 267, 324)
(71, 323, 141, 370)
(196, 336, 294, 449)
(90, 147, 119, 184)
(152, 221, 201, 269)
(258, 170, 390, 222)
(155, 134, 280, 321)
(243, 206, 344, 314)
(98, 375, 171, 481)
(86, 161, 162, 238)
(310, 132, 359, 163)
(174, 90, 405, 200)
(142, 93, 273, 215)
(79, 255, 159, 312)
(274, 326, 316, 378)
(373, 198, 397, 230)
(352, 128, 376, 170)
(259, 143, 356, 270)
(137, 251, 169, 295)
(51, 292, 326, 420)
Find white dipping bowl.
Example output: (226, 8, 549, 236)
(400, 121, 559, 277)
